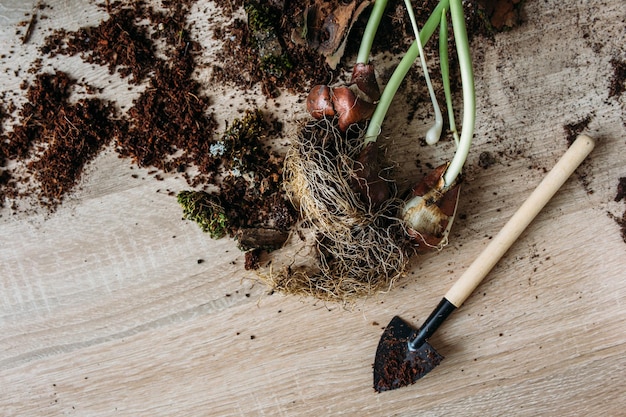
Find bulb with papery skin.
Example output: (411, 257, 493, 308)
(306, 85, 335, 119)
(305, 63, 380, 132)
(332, 86, 376, 132)
(402, 163, 460, 251)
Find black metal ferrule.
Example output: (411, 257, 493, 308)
(408, 298, 456, 351)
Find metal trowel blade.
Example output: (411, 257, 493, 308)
(373, 315, 444, 393)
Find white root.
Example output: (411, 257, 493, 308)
(261, 118, 412, 302)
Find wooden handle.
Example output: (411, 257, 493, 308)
(445, 135, 595, 307)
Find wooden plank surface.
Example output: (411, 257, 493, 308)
(1, 0, 625, 415)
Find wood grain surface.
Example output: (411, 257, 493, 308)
(1, 0, 625, 415)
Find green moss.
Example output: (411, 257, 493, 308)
(222, 109, 265, 146)
(221, 109, 267, 173)
(177, 190, 229, 239)
(260, 53, 293, 78)
(244, 1, 291, 79)
(244, 1, 277, 33)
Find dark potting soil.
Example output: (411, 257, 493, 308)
(211, 0, 331, 98)
(1, 72, 120, 209)
(43, 1, 222, 182)
(41, 6, 156, 84)
(1, 0, 525, 248)
(373, 317, 444, 392)
(1, 0, 295, 234)
(0, 100, 8, 192)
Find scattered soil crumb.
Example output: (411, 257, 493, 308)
(608, 58, 626, 99)
(611, 177, 626, 244)
(563, 116, 595, 195)
(563, 115, 592, 146)
(614, 177, 626, 202)
(480, 0, 523, 30)
(244, 249, 261, 270)
(478, 151, 497, 169)
(608, 210, 626, 244)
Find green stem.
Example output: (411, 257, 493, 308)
(356, 0, 389, 65)
(364, 0, 450, 143)
(439, 8, 460, 147)
(443, 0, 474, 187)
(404, 0, 443, 145)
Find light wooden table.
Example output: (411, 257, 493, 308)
(1, 0, 625, 415)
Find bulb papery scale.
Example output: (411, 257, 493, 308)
(350, 63, 380, 102)
(402, 163, 461, 251)
(402, 195, 448, 236)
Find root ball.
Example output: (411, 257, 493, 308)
(259, 118, 413, 303)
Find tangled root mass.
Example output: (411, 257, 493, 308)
(263, 118, 413, 302)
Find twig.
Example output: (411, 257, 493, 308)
(22, 0, 42, 45)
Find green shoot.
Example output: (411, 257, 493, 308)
(364, 0, 450, 143)
(403, 0, 443, 145)
(356, 0, 389, 65)
(443, 0, 474, 187)
(363, 0, 474, 189)
(439, 8, 460, 147)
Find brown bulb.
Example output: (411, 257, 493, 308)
(332, 86, 376, 132)
(402, 163, 461, 252)
(350, 63, 380, 102)
(306, 85, 335, 119)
